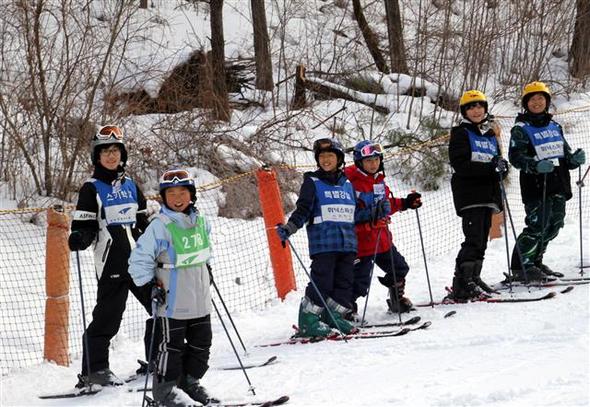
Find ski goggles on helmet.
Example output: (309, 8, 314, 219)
(161, 169, 192, 185)
(313, 138, 336, 151)
(359, 143, 384, 158)
(96, 125, 124, 141)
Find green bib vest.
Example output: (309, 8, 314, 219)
(166, 215, 210, 268)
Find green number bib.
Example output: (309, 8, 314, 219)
(166, 216, 210, 268)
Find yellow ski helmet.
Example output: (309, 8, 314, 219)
(459, 90, 488, 117)
(522, 81, 551, 111)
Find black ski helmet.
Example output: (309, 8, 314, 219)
(312, 138, 345, 168)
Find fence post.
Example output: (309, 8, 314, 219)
(256, 166, 296, 299)
(44, 206, 70, 366)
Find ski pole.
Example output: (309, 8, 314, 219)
(577, 166, 586, 276)
(539, 173, 548, 267)
(498, 172, 513, 292)
(414, 206, 434, 308)
(141, 300, 159, 407)
(211, 298, 256, 396)
(285, 239, 348, 342)
(75, 251, 93, 389)
(498, 178, 529, 285)
(360, 227, 384, 327)
(210, 276, 248, 355)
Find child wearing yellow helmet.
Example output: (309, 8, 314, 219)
(447, 90, 508, 301)
(508, 81, 586, 281)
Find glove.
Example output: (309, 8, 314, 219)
(68, 230, 95, 251)
(403, 192, 422, 210)
(571, 148, 586, 166)
(536, 159, 555, 174)
(150, 281, 166, 305)
(276, 222, 297, 243)
(371, 199, 391, 223)
(491, 156, 509, 178)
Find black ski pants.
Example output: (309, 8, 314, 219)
(352, 245, 409, 304)
(455, 207, 493, 267)
(156, 315, 212, 383)
(81, 276, 152, 375)
(306, 251, 355, 309)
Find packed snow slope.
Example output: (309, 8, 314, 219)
(2, 214, 588, 406)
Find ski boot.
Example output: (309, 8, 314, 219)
(153, 379, 202, 407)
(179, 374, 219, 405)
(76, 368, 124, 388)
(322, 298, 357, 334)
(447, 262, 490, 302)
(385, 278, 415, 313)
(511, 265, 555, 283)
(534, 261, 564, 278)
(297, 297, 333, 338)
(472, 260, 497, 294)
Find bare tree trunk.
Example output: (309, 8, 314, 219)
(571, 0, 590, 79)
(139, 0, 148, 9)
(384, 0, 408, 74)
(352, 0, 389, 74)
(209, 0, 231, 121)
(291, 65, 307, 109)
(250, 0, 273, 91)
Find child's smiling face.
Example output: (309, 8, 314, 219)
(318, 151, 338, 172)
(165, 186, 192, 212)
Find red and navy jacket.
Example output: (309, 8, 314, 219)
(344, 165, 405, 257)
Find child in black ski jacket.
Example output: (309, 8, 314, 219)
(448, 90, 508, 301)
(69, 125, 154, 388)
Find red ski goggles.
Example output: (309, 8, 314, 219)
(96, 125, 124, 140)
(359, 143, 384, 157)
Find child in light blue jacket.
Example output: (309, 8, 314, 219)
(129, 168, 214, 407)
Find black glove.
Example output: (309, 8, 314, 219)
(150, 282, 166, 305)
(370, 199, 391, 223)
(491, 156, 509, 179)
(403, 192, 422, 210)
(276, 222, 297, 243)
(68, 230, 95, 251)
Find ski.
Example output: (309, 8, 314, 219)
(38, 386, 103, 400)
(493, 279, 588, 291)
(211, 394, 290, 407)
(415, 291, 557, 307)
(38, 384, 150, 399)
(358, 315, 421, 329)
(558, 276, 590, 282)
(219, 355, 278, 370)
(144, 394, 289, 407)
(255, 321, 433, 347)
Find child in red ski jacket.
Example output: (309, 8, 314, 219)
(344, 140, 422, 317)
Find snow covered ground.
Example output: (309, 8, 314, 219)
(2, 211, 588, 407)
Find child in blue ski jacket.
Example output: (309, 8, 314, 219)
(129, 168, 215, 407)
(276, 138, 358, 338)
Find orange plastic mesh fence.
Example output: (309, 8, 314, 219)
(1, 111, 589, 374)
